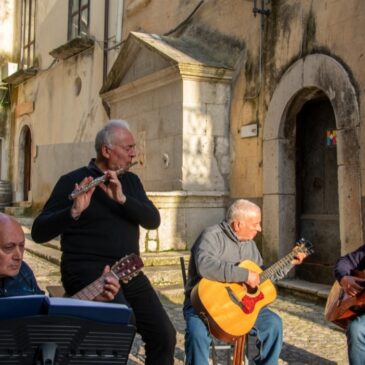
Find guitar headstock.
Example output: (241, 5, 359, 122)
(294, 238, 314, 256)
(111, 253, 144, 283)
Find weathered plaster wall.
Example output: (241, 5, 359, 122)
(12, 1, 109, 206)
(120, 0, 365, 253)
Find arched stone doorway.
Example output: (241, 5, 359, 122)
(263, 54, 362, 284)
(18, 125, 32, 201)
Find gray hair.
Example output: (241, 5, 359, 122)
(95, 119, 130, 155)
(226, 199, 260, 224)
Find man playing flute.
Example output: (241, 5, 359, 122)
(31, 119, 176, 365)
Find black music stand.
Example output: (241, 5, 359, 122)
(0, 295, 136, 365)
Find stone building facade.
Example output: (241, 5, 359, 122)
(1, 0, 365, 283)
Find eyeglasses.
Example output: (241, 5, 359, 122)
(108, 144, 136, 153)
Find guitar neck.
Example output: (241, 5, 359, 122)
(260, 252, 295, 282)
(72, 273, 112, 301)
(69, 253, 143, 301)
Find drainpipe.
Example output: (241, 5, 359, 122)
(116, 0, 124, 44)
(103, 0, 109, 82)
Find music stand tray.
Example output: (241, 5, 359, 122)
(0, 295, 136, 365)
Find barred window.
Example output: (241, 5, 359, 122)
(68, 0, 90, 40)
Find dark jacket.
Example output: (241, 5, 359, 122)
(334, 244, 365, 282)
(0, 262, 44, 297)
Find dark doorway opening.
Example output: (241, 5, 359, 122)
(296, 98, 339, 284)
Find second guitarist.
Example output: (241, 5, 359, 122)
(183, 199, 306, 365)
(334, 244, 365, 365)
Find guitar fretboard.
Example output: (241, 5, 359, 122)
(72, 273, 116, 301)
(260, 252, 296, 283)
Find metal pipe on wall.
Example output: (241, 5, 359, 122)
(103, 0, 109, 82)
(116, 0, 124, 44)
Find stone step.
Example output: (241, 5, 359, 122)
(277, 278, 331, 305)
(143, 265, 184, 287)
(5, 206, 27, 216)
(44, 240, 61, 251)
(13, 201, 32, 208)
(140, 252, 189, 267)
(26, 239, 189, 267)
(25, 238, 62, 266)
(156, 284, 185, 305)
(24, 233, 190, 267)
(16, 217, 35, 227)
(25, 237, 187, 287)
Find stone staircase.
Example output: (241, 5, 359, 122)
(4, 201, 33, 217)
(20, 218, 189, 304)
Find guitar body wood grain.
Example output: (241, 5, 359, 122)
(191, 260, 277, 342)
(325, 271, 365, 330)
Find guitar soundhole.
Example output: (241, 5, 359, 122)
(247, 286, 258, 295)
(351, 305, 365, 315)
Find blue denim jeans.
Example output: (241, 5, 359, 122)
(347, 314, 365, 365)
(183, 299, 282, 365)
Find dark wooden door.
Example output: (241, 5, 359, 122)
(296, 98, 339, 284)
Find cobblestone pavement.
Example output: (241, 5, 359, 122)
(25, 251, 348, 365)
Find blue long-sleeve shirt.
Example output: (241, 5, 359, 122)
(334, 244, 365, 282)
(0, 262, 44, 297)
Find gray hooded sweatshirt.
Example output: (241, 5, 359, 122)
(185, 221, 292, 298)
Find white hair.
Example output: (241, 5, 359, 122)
(94, 119, 130, 155)
(226, 199, 260, 224)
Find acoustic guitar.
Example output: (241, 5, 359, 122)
(72, 253, 144, 300)
(191, 238, 314, 343)
(324, 271, 365, 330)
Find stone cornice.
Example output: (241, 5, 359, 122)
(147, 190, 228, 197)
(146, 190, 229, 209)
(101, 64, 232, 104)
(178, 64, 233, 82)
(101, 66, 180, 103)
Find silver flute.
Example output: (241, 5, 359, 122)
(68, 161, 139, 200)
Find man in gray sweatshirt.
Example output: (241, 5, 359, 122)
(183, 199, 306, 365)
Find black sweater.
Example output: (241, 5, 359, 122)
(31, 161, 160, 292)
